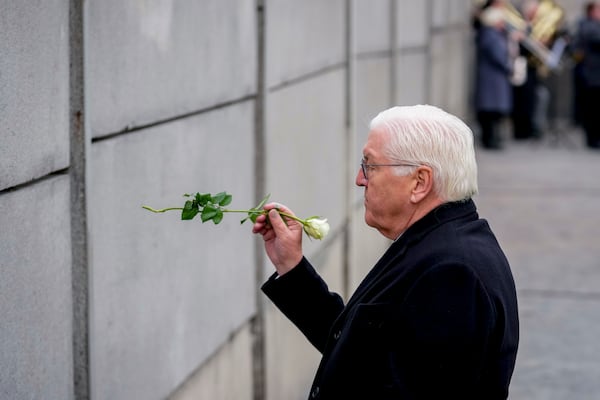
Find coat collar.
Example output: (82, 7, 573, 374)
(396, 198, 478, 250)
(343, 199, 478, 312)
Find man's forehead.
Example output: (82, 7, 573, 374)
(362, 129, 386, 157)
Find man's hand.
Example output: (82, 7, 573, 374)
(252, 203, 303, 275)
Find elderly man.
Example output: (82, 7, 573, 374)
(252, 105, 519, 399)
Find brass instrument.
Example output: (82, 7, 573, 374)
(486, 1, 566, 71)
(530, 0, 565, 45)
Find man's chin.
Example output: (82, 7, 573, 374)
(363, 212, 375, 228)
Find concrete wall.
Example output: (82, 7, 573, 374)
(0, 2, 73, 400)
(1, 1, 480, 399)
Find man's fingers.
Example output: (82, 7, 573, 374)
(264, 202, 295, 217)
(252, 216, 268, 234)
(254, 201, 299, 237)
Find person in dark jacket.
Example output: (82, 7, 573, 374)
(252, 105, 519, 399)
(577, 1, 600, 148)
(474, 5, 515, 149)
(511, 0, 544, 141)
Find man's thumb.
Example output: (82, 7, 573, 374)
(268, 208, 287, 233)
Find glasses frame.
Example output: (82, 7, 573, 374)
(360, 159, 421, 180)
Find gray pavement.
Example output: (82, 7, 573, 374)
(473, 125, 600, 400)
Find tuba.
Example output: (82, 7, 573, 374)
(497, 0, 566, 71)
(529, 0, 565, 45)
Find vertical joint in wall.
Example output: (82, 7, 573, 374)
(342, 0, 355, 300)
(252, 0, 267, 399)
(69, 0, 90, 399)
(390, 0, 398, 106)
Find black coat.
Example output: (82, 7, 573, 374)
(262, 200, 519, 399)
(579, 18, 600, 88)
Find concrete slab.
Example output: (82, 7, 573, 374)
(267, 0, 345, 86)
(394, 52, 427, 105)
(354, 57, 393, 142)
(0, 176, 73, 400)
(430, 30, 471, 117)
(353, 57, 393, 204)
(0, 2, 69, 191)
(168, 324, 253, 400)
(265, 69, 346, 258)
(89, 101, 256, 400)
(353, 0, 392, 54)
(431, 0, 471, 27)
(87, 0, 257, 137)
(395, 0, 428, 48)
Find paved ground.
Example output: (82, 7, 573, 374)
(473, 125, 600, 400)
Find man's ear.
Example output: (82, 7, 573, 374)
(410, 166, 434, 203)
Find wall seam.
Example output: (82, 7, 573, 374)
(390, 0, 397, 106)
(425, 0, 434, 103)
(268, 62, 347, 93)
(166, 317, 257, 398)
(69, 0, 90, 399)
(0, 169, 69, 195)
(91, 94, 256, 143)
(355, 49, 393, 60)
(252, 1, 267, 399)
(342, 0, 354, 300)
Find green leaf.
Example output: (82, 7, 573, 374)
(256, 193, 270, 209)
(219, 193, 232, 206)
(211, 192, 228, 205)
(181, 200, 199, 220)
(240, 193, 270, 224)
(182, 208, 199, 220)
(249, 210, 262, 223)
(212, 210, 224, 224)
(201, 205, 219, 223)
(196, 193, 212, 207)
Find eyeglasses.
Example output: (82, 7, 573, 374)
(360, 159, 421, 180)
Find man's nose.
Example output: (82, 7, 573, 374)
(355, 168, 367, 187)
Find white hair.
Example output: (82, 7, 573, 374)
(369, 104, 478, 202)
(479, 7, 506, 27)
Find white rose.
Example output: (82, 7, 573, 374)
(303, 217, 330, 240)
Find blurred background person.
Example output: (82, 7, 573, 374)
(511, 0, 544, 140)
(474, 4, 517, 149)
(569, 2, 593, 128)
(574, 1, 600, 149)
(510, 0, 567, 141)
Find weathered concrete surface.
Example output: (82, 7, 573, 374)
(265, 70, 347, 258)
(266, 0, 345, 86)
(87, 0, 257, 137)
(0, 176, 73, 400)
(89, 101, 256, 400)
(354, 0, 392, 54)
(168, 324, 253, 400)
(473, 131, 600, 400)
(0, 2, 69, 191)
